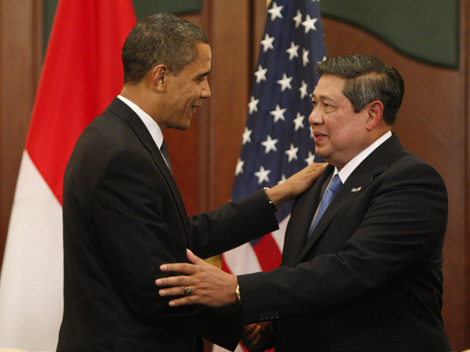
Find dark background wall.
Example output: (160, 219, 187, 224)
(0, 0, 468, 350)
(320, 0, 459, 67)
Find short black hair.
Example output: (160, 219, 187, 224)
(122, 13, 209, 84)
(316, 54, 404, 125)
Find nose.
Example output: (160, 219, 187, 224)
(201, 80, 211, 99)
(308, 106, 322, 125)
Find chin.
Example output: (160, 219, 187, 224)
(175, 122, 191, 131)
(168, 118, 192, 131)
(172, 126, 188, 131)
(314, 148, 325, 158)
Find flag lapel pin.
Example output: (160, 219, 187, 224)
(351, 186, 362, 192)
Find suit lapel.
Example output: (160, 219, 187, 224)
(107, 98, 191, 243)
(297, 134, 403, 261)
(281, 167, 331, 266)
(299, 172, 374, 259)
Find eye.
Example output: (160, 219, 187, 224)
(195, 75, 207, 84)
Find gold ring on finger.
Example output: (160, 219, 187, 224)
(183, 285, 193, 295)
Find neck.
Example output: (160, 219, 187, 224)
(120, 84, 163, 126)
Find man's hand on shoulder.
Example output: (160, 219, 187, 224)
(267, 162, 327, 207)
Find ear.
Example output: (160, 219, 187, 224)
(365, 100, 384, 131)
(151, 65, 168, 92)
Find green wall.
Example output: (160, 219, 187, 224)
(319, 0, 459, 68)
(44, 0, 459, 68)
(44, 0, 202, 51)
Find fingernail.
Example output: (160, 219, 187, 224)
(160, 265, 167, 271)
(169, 301, 176, 307)
(159, 290, 166, 296)
(155, 279, 162, 286)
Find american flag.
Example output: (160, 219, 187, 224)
(216, 1, 326, 351)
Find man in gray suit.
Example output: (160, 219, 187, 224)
(157, 54, 451, 352)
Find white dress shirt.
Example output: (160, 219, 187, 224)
(117, 95, 171, 170)
(309, 131, 392, 232)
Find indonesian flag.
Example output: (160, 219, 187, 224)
(0, 1, 136, 350)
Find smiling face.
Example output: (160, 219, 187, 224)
(309, 74, 374, 170)
(158, 43, 212, 131)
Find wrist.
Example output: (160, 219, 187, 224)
(235, 284, 241, 305)
(263, 187, 278, 212)
(265, 184, 291, 208)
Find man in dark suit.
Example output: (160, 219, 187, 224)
(157, 54, 451, 351)
(56, 13, 325, 352)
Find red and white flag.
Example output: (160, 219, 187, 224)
(0, 1, 135, 350)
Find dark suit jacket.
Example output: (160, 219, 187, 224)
(57, 98, 278, 352)
(238, 134, 451, 352)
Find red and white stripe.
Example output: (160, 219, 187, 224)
(214, 216, 290, 352)
(0, 1, 135, 350)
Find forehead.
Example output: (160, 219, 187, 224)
(182, 43, 212, 75)
(313, 74, 347, 99)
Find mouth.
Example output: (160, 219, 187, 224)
(312, 131, 328, 142)
(191, 104, 201, 114)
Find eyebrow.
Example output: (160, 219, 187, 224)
(311, 94, 325, 101)
(198, 70, 210, 79)
(312, 94, 334, 101)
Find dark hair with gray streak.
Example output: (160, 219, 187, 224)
(315, 54, 404, 125)
(122, 13, 209, 84)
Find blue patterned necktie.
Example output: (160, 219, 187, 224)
(308, 174, 343, 238)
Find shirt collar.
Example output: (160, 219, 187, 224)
(117, 95, 164, 149)
(336, 131, 392, 183)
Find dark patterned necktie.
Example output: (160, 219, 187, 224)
(160, 140, 172, 173)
